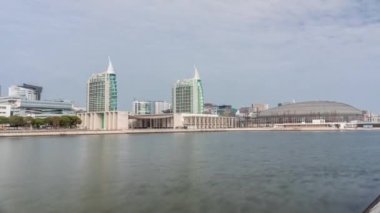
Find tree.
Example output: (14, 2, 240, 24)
(0, 116, 9, 125)
(68, 116, 81, 128)
(45, 116, 61, 128)
(32, 118, 46, 129)
(23, 117, 34, 129)
(59, 116, 71, 128)
(8, 116, 26, 128)
(1, 115, 83, 129)
(0, 116, 9, 129)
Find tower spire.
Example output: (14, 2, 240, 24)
(193, 65, 200, 80)
(106, 56, 115, 73)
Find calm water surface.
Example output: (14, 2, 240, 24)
(0, 131, 379, 213)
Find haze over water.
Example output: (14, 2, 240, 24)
(0, 132, 379, 213)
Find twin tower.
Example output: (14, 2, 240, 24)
(87, 58, 204, 114)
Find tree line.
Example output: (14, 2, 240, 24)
(0, 116, 82, 129)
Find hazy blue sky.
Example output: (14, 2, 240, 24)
(1, 0, 379, 112)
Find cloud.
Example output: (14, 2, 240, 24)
(1, 0, 380, 111)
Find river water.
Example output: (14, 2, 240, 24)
(0, 131, 379, 213)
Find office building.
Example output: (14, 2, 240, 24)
(8, 83, 43, 101)
(0, 96, 74, 117)
(236, 107, 251, 117)
(0, 104, 11, 117)
(204, 103, 238, 116)
(87, 57, 118, 112)
(154, 101, 171, 114)
(133, 100, 153, 115)
(1, 82, 74, 117)
(204, 103, 218, 115)
(252, 103, 269, 113)
(217, 105, 236, 116)
(249, 103, 270, 117)
(364, 112, 380, 123)
(133, 100, 171, 115)
(172, 67, 204, 114)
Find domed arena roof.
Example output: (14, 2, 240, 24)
(259, 101, 362, 117)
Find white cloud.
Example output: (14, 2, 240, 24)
(1, 0, 380, 111)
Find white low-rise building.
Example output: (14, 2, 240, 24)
(78, 112, 236, 130)
(78, 111, 129, 130)
(0, 104, 11, 117)
(0, 97, 75, 117)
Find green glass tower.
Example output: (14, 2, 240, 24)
(173, 67, 204, 114)
(87, 57, 118, 112)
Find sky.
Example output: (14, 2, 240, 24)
(1, 0, 380, 112)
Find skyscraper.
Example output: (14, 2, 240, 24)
(172, 66, 204, 114)
(87, 57, 118, 112)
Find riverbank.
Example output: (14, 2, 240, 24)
(0, 128, 242, 137)
(1, 127, 379, 137)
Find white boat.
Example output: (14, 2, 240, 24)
(364, 195, 380, 213)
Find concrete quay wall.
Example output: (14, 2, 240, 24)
(1, 127, 375, 137)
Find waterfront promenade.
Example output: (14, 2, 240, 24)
(0, 127, 375, 137)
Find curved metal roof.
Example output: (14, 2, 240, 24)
(259, 101, 362, 117)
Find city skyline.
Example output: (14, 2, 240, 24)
(1, 1, 380, 112)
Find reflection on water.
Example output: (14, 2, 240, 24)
(0, 132, 379, 213)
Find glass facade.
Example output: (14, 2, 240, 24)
(133, 101, 153, 115)
(87, 72, 118, 112)
(175, 83, 192, 113)
(109, 74, 118, 111)
(8, 84, 42, 101)
(173, 78, 204, 114)
(133, 100, 171, 115)
(197, 80, 204, 113)
(0, 97, 74, 117)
